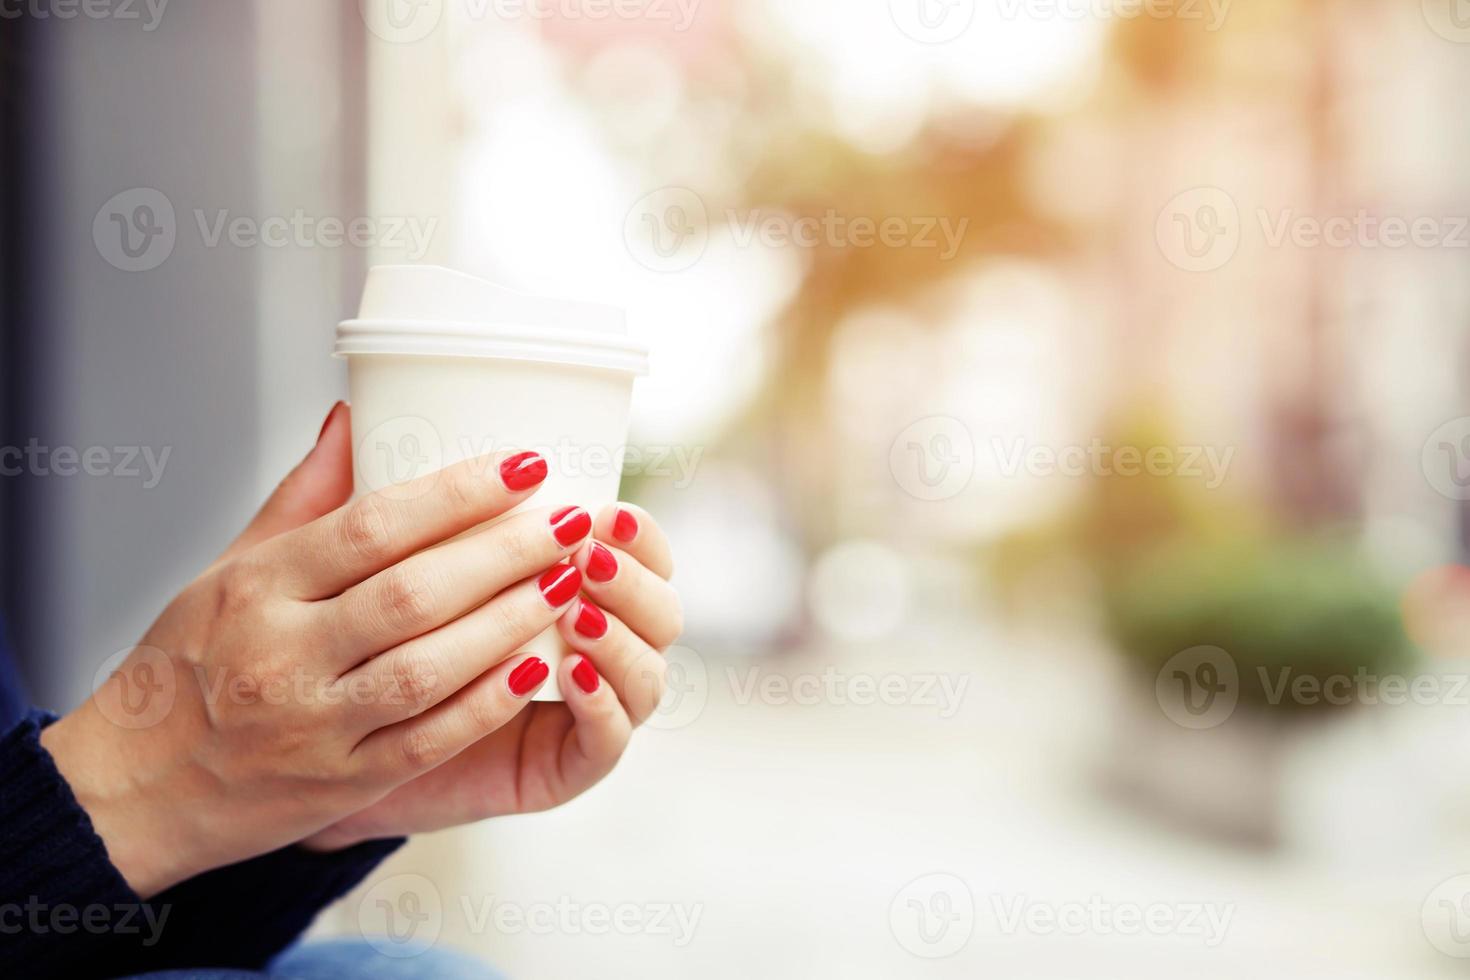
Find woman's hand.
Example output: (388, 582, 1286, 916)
(40, 405, 593, 896)
(301, 503, 681, 849)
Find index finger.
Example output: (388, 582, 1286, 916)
(262, 450, 548, 599)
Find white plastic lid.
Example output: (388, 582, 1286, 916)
(336, 265, 648, 375)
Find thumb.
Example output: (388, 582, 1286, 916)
(220, 401, 354, 563)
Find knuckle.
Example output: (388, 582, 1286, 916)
(626, 586, 683, 651)
(488, 594, 535, 643)
(399, 725, 445, 771)
(627, 655, 668, 723)
(341, 750, 376, 787)
(649, 655, 670, 700)
(268, 716, 314, 755)
(464, 690, 505, 735)
(212, 559, 270, 620)
(388, 652, 439, 709)
(491, 521, 533, 569)
(251, 665, 293, 697)
(440, 463, 493, 516)
(379, 565, 439, 630)
(340, 496, 395, 565)
(583, 680, 624, 722)
(603, 721, 633, 760)
(652, 602, 684, 650)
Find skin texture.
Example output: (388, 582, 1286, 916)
(302, 500, 681, 850)
(39, 403, 681, 895)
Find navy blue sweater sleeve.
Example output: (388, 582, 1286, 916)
(0, 710, 403, 978)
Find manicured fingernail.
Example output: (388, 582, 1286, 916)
(574, 599, 607, 639)
(539, 563, 582, 608)
(550, 506, 592, 547)
(612, 507, 639, 543)
(586, 542, 618, 583)
(508, 657, 549, 697)
(571, 655, 600, 694)
(500, 451, 548, 491)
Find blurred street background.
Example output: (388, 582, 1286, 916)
(8, 0, 1470, 976)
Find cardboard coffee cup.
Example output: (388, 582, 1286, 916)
(336, 265, 649, 700)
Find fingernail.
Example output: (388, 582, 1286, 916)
(571, 655, 600, 694)
(550, 506, 592, 547)
(586, 542, 618, 583)
(508, 657, 549, 697)
(612, 507, 639, 543)
(539, 563, 583, 608)
(574, 599, 607, 639)
(316, 401, 343, 443)
(500, 451, 548, 492)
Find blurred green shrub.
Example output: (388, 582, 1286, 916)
(1102, 537, 1414, 710)
(987, 405, 1417, 712)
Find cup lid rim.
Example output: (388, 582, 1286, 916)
(334, 317, 650, 375)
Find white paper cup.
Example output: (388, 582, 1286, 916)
(336, 265, 649, 700)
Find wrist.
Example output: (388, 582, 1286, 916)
(39, 705, 202, 897)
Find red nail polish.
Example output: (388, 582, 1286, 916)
(612, 507, 639, 543)
(539, 563, 582, 607)
(571, 655, 600, 694)
(500, 452, 548, 491)
(586, 542, 618, 583)
(550, 506, 592, 547)
(574, 599, 607, 639)
(508, 657, 549, 697)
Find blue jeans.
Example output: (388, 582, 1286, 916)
(123, 937, 501, 979)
